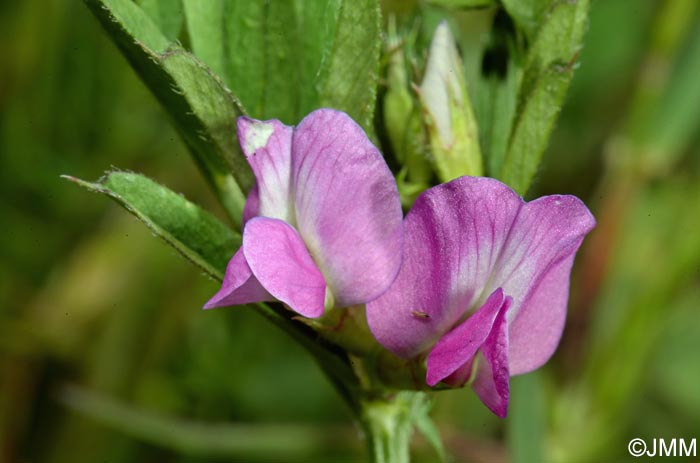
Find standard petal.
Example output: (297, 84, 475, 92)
(243, 217, 326, 318)
(203, 247, 273, 309)
(486, 195, 595, 374)
(291, 109, 403, 306)
(237, 117, 294, 223)
(367, 177, 522, 358)
(508, 252, 578, 375)
(426, 289, 509, 386)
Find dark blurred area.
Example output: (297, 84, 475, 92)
(1, 1, 699, 462)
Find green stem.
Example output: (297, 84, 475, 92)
(253, 303, 442, 462)
(358, 392, 430, 463)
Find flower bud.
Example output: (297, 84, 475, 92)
(383, 16, 432, 190)
(419, 21, 483, 181)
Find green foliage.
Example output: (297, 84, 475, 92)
(319, 0, 382, 134)
(84, 0, 251, 225)
(65, 171, 240, 280)
(507, 373, 544, 463)
(475, 11, 522, 179)
(86, 0, 383, 225)
(411, 397, 446, 462)
(426, 0, 496, 8)
(501, 0, 551, 39)
(360, 392, 442, 463)
(59, 384, 355, 458)
(137, 0, 182, 40)
(181, 0, 302, 123)
(499, 0, 590, 195)
(181, 0, 380, 132)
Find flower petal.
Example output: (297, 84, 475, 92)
(243, 217, 326, 318)
(242, 181, 260, 224)
(292, 109, 403, 306)
(237, 117, 294, 223)
(508, 252, 578, 375)
(426, 289, 510, 386)
(471, 301, 511, 418)
(367, 177, 521, 358)
(203, 247, 273, 309)
(487, 195, 595, 374)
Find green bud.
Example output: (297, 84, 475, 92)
(419, 21, 483, 181)
(383, 16, 433, 190)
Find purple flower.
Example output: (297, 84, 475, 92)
(366, 177, 595, 417)
(204, 109, 404, 318)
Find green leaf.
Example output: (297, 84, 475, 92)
(507, 373, 545, 463)
(412, 398, 445, 462)
(320, 0, 381, 134)
(426, 0, 496, 8)
(500, 0, 590, 194)
(476, 11, 523, 177)
(65, 172, 364, 421)
(137, 0, 183, 41)
(181, 1, 300, 123)
(501, 0, 552, 39)
(181, 0, 380, 132)
(58, 384, 356, 458)
(644, 23, 700, 170)
(296, 0, 343, 116)
(63, 171, 239, 280)
(84, 0, 252, 227)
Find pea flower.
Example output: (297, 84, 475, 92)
(204, 109, 403, 318)
(366, 177, 595, 417)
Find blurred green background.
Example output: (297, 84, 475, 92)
(1, 0, 699, 462)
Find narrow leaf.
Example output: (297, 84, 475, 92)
(182, 0, 379, 132)
(320, 0, 382, 133)
(507, 373, 545, 463)
(63, 171, 239, 280)
(413, 406, 445, 462)
(137, 0, 183, 41)
(476, 11, 523, 177)
(500, 0, 590, 194)
(84, 0, 252, 226)
(426, 0, 496, 8)
(296, 0, 343, 115)
(182, 1, 301, 123)
(180, 0, 227, 81)
(645, 25, 700, 168)
(501, 0, 552, 39)
(58, 384, 355, 458)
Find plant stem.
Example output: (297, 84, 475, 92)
(359, 391, 430, 463)
(254, 303, 441, 462)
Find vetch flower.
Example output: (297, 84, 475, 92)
(366, 176, 595, 417)
(204, 109, 404, 318)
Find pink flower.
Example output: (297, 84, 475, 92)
(204, 109, 403, 318)
(366, 177, 595, 417)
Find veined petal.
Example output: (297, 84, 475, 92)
(243, 217, 326, 318)
(203, 247, 273, 309)
(367, 177, 521, 358)
(242, 181, 260, 225)
(292, 109, 403, 306)
(238, 117, 293, 223)
(487, 195, 595, 374)
(507, 252, 578, 375)
(471, 301, 510, 418)
(426, 289, 510, 386)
